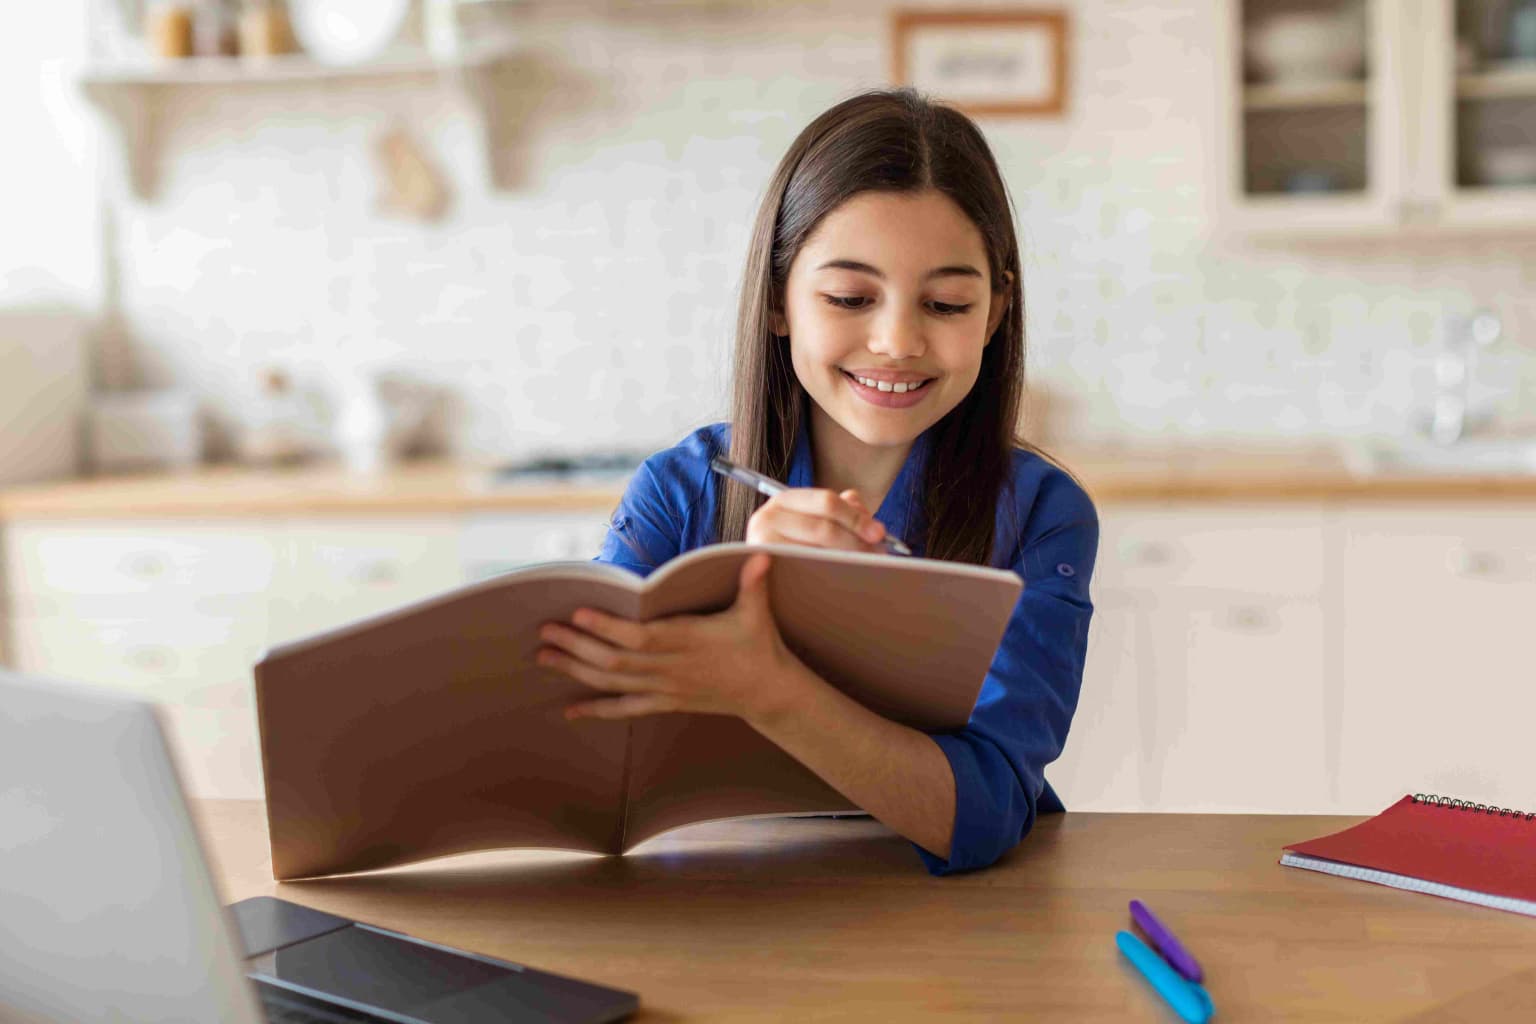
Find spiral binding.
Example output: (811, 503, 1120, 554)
(1411, 793, 1536, 821)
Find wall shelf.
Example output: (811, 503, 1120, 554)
(79, 41, 517, 200)
(1456, 59, 1536, 100)
(1243, 80, 1369, 112)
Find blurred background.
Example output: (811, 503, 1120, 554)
(2, 0, 1533, 817)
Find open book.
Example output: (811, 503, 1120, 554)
(254, 542, 1023, 879)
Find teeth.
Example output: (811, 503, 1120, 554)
(853, 375, 927, 393)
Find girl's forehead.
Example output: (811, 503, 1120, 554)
(798, 189, 988, 270)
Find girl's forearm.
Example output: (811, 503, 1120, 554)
(747, 659, 957, 860)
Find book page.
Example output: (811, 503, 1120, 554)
(621, 544, 1021, 850)
(258, 570, 644, 879)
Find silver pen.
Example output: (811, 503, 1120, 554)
(709, 455, 913, 556)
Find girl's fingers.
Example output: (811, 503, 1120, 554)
(566, 693, 678, 721)
(750, 489, 885, 549)
(565, 607, 657, 652)
(756, 506, 884, 551)
(840, 488, 871, 513)
(536, 647, 652, 693)
(540, 621, 636, 672)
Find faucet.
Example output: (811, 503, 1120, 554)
(1426, 310, 1501, 445)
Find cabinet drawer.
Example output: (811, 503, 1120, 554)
(1096, 504, 1327, 597)
(1338, 505, 1536, 811)
(274, 519, 465, 640)
(4, 523, 277, 606)
(9, 612, 267, 709)
(461, 511, 615, 580)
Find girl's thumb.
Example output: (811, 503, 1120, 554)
(737, 552, 773, 612)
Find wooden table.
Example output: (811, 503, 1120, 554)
(195, 801, 1536, 1022)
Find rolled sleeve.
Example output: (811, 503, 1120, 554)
(593, 425, 721, 578)
(595, 463, 679, 578)
(917, 504, 1098, 876)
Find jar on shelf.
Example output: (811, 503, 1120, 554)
(238, 1, 296, 59)
(193, 0, 239, 57)
(146, 2, 195, 59)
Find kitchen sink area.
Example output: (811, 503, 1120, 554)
(1345, 436, 1536, 476)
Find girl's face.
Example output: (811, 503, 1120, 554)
(775, 188, 1010, 454)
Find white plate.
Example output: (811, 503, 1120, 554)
(290, 0, 412, 65)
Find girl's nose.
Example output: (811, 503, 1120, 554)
(870, 309, 926, 359)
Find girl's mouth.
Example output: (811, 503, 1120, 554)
(840, 369, 934, 408)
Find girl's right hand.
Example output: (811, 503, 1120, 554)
(745, 487, 889, 552)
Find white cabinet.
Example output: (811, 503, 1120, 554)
(6, 499, 1529, 810)
(1143, 593, 1329, 812)
(5, 522, 277, 615)
(1, 509, 614, 798)
(1054, 504, 1333, 813)
(1337, 505, 1536, 812)
(2, 521, 277, 798)
(1410, 0, 1536, 230)
(1056, 500, 1534, 816)
(460, 511, 615, 580)
(1222, 0, 1536, 237)
(1051, 589, 1148, 810)
(272, 519, 465, 641)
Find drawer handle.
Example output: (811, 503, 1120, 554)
(352, 560, 400, 586)
(1125, 541, 1174, 567)
(126, 645, 176, 673)
(1226, 606, 1270, 632)
(121, 553, 169, 580)
(1448, 548, 1501, 578)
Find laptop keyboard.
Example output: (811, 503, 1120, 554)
(257, 983, 386, 1023)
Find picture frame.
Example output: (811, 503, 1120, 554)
(890, 9, 1069, 117)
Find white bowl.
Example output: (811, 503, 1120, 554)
(290, 0, 410, 65)
(1247, 11, 1366, 85)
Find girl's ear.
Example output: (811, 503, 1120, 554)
(770, 309, 790, 337)
(984, 271, 1014, 344)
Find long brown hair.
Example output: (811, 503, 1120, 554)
(720, 87, 1035, 566)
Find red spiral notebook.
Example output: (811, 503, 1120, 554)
(1281, 794, 1536, 918)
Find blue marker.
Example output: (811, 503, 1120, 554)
(1116, 930, 1215, 1023)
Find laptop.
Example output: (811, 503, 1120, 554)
(0, 669, 639, 1024)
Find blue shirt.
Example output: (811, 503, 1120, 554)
(594, 419, 1098, 875)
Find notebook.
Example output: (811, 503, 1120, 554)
(254, 541, 1023, 880)
(1280, 794, 1536, 917)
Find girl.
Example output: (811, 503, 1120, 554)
(535, 88, 1097, 875)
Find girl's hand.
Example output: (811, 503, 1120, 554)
(537, 552, 813, 723)
(746, 487, 887, 552)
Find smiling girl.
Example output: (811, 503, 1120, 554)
(535, 88, 1098, 875)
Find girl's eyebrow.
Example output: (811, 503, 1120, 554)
(815, 258, 983, 281)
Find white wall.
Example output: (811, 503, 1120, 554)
(12, 0, 1536, 460)
(0, 1, 98, 309)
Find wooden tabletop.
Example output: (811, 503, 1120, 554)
(194, 800, 1536, 1022)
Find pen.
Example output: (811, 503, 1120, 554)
(708, 455, 912, 556)
(1129, 899, 1204, 983)
(1115, 931, 1215, 1024)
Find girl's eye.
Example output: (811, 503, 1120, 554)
(930, 302, 972, 316)
(823, 295, 870, 310)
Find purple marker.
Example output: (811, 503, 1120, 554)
(1129, 899, 1204, 984)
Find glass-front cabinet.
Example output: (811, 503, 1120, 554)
(1223, 0, 1536, 236)
(1415, 0, 1536, 227)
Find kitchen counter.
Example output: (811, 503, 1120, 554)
(2, 444, 1536, 520)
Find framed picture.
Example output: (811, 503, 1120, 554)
(891, 9, 1069, 117)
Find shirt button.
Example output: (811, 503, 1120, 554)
(1056, 563, 1076, 578)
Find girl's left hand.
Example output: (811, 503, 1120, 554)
(536, 552, 807, 723)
